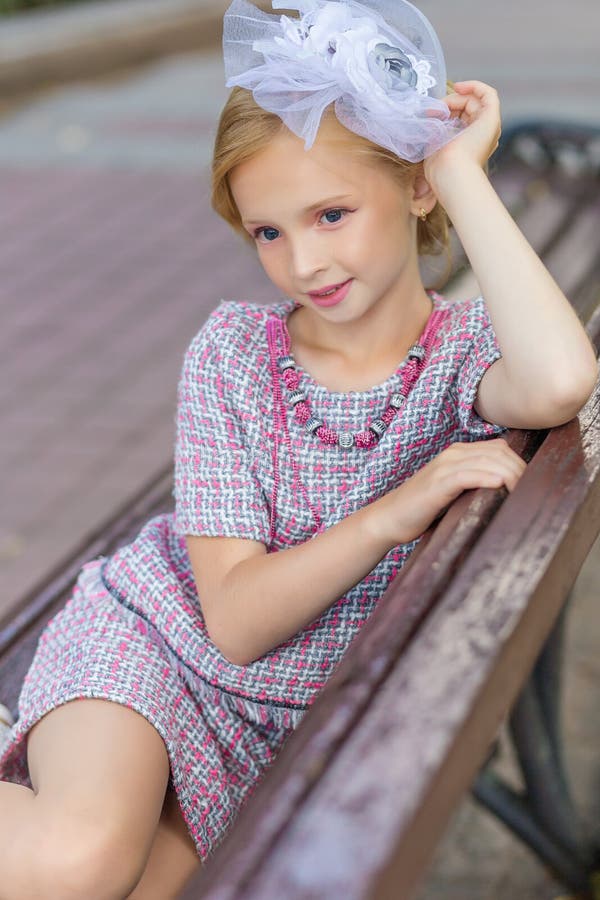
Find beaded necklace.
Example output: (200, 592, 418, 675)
(268, 305, 436, 449)
(265, 298, 439, 542)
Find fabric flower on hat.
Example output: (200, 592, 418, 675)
(224, 0, 463, 162)
(369, 43, 436, 95)
(263, 2, 435, 108)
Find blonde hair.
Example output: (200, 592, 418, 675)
(211, 86, 451, 266)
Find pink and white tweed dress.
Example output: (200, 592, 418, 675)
(0, 292, 505, 859)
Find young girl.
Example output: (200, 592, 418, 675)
(0, 0, 597, 896)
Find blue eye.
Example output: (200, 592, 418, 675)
(320, 209, 345, 224)
(256, 226, 280, 243)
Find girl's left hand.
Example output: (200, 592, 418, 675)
(424, 80, 501, 185)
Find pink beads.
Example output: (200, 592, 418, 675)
(269, 311, 436, 451)
(295, 403, 311, 425)
(282, 368, 299, 390)
(355, 430, 378, 449)
(316, 425, 339, 444)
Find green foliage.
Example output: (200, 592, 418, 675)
(0, 0, 94, 13)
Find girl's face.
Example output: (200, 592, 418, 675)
(229, 123, 426, 329)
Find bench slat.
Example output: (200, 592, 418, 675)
(544, 198, 600, 299)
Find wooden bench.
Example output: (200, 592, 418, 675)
(2, 121, 599, 899)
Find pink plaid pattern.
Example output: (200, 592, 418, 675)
(0, 293, 505, 859)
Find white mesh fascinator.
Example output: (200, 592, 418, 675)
(223, 0, 463, 163)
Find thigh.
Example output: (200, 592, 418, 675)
(127, 788, 201, 899)
(27, 698, 170, 869)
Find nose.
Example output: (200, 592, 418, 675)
(288, 231, 327, 283)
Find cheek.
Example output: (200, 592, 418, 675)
(257, 246, 287, 286)
(344, 214, 410, 271)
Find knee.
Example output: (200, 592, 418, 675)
(36, 821, 149, 900)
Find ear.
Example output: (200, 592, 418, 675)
(410, 172, 437, 217)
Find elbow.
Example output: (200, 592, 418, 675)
(222, 646, 255, 667)
(542, 366, 598, 426)
(204, 616, 254, 667)
(220, 648, 252, 667)
(199, 577, 262, 667)
(558, 365, 598, 415)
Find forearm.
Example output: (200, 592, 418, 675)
(203, 434, 526, 665)
(209, 497, 403, 666)
(433, 162, 597, 405)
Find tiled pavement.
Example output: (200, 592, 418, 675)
(0, 52, 276, 617)
(1, 2, 599, 896)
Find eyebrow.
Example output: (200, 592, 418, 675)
(242, 194, 355, 226)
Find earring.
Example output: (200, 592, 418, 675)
(419, 207, 427, 222)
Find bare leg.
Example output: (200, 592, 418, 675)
(0, 698, 173, 899)
(127, 787, 201, 899)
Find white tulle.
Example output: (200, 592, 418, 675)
(223, 0, 463, 163)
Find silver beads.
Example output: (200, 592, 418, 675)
(274, 340, 426, 450)
(369, 418, 388, 439)
(408, 343, 425, 361)
(305, 416, 322, 434)
(278, 354, 295, 371)
(289, 390, 305, 406)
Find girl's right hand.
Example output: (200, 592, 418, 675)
(380, 438, 527, 546)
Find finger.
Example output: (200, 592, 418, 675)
(494, 443, 528, 471)
(443, 441, 514, 465)
(443, 98, 470, 122)
(451, 82, 500, 115)
(452, 80, 495, 98)
(479, 446, 528, 480)
(446, 467, 509, 493)
(453, 466, 519, 494)
(499, 460, 526, 490)
(465, 96, 484, 117)
(460, 456, 523, 483)
(444, 93, 469, 112)
(446, 438, 510, 454)
(443, 452, 525, 491)
(425, 106, 454, 120)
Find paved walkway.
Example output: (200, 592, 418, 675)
(0, 1, 598, 896)
(0, 50, 276, 614)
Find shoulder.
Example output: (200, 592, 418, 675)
(425, 293, 502, 390)
(186, 300, 271, 351)
(432, 294, 494, 342)
(181, 299, 291, 376)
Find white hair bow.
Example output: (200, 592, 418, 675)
(223, 0, 463, 163)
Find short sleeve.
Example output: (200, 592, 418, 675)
(173, 305, 270, 543)
(454, 296, 507, 440)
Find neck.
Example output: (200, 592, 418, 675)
(288, 283, 434, 374)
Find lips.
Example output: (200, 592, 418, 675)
(308, 278, 353, 308)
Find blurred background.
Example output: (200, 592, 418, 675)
(0, 1, 598, 897)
